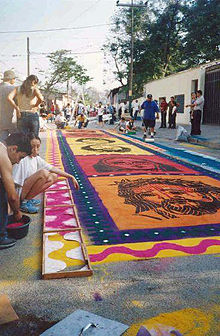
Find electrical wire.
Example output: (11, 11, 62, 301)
(0, 23, 111, 34)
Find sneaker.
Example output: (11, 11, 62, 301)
(20, 200, 39, 214)
(0, 237, 16, 249)
(29, 199, 41, 206)
(143, 133, 146, 139)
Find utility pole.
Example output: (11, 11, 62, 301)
(27, 37, 30, 77)
(67, 80, 69, 101)
(116, 1, 148, 115)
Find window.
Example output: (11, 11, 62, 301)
(174, 94, 185, 113)
(191, 79, 198, 93)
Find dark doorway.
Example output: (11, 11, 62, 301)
(203, 65, 220, 125)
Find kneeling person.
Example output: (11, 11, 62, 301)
(75, 113, 89, 129)
(12, 133, 79, 214)
(126, 118, 136, 132)
(0, 133, 32, 249)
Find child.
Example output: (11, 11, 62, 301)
(115, 117, 127, 133)
(55, 112, 66, 129)
(12, 133, 79, 213)
(74, 113, 89, 129)
(126, 118, 136, 132)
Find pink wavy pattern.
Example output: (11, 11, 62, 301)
(89, 239, 220, 262)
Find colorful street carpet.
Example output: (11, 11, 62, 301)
(46, 129, 220, 264)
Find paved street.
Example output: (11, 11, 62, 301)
(0, 0, 219, 334)
(0, 123, 219, 336)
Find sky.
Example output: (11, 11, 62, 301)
(0, 0, 124, 91)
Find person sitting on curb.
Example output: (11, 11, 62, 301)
(126, 118, 136, 132)
(55, 112, 66, 129)
(74, 113, 89, 129)
(12, 133, 79, 214)
(114, 117, 127, 133)
(0, 133, 32, 249)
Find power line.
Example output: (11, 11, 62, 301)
(0, 50, 103, 57)
(72, 0, 102, 23)
(0, 23, 111, 35)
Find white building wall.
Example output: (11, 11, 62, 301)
(143, 67, 202, 124)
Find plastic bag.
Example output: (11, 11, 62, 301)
(175, 126, 189, 142)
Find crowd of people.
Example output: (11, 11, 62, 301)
(0, 70, 79, 249)
(114, 90, 204, 139)
(0, 69, 205, 249)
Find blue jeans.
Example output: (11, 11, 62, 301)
(0, 127, 17, 142)
(17, 112, 39, 136)
(0, 179, 8, 240)
(78, 120, 88, 129)
(0, 130, 9, 142)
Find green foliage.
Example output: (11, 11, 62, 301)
(182, 0, 220, 67)
(44, 50, 91, 94)
(105, 0, 220, 97)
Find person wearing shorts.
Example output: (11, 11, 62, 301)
(141, 94, 159, 139)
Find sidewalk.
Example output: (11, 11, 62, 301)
(88, 117, 220, 149)
(126, 120, 220, 149)
(153, 122, 220, 149)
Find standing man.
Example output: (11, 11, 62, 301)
(0, 133, 32, 249)
(97, 102, 104, 127)
(168, 96, 175, 128)
(0, 70, 16, 142)
(141, 94, 159, 139)
(159, 97, 168, 128)
(189, 90, 204, 135)
(132, 99, 140, 120)
(64, 103, 72, 121)
(77, 101, 85, 116)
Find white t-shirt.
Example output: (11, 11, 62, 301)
(132, 102, 139, 111)
(77, 103, 84, 114)
(172, 106, 177, 114)
(120, 103, 125, 114)
(98, 107, 103, 116)
(65, 107, 71, 116)
(55, 114, 66, 123)
(194, 96, 205, 111)
(13, 155, 52, 188)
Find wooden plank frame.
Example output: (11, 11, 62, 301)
(43, 204, 81, 233)
(44, 188, 75, 208)
(42, 230, 93, 280)
(47, 178, 71, 191)
(42, 177, 93, 279)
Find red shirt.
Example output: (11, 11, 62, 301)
(160, 101, 168, 112)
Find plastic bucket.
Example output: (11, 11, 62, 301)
(7, 215, 31, 239)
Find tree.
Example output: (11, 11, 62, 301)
(104, 0, 220, 97)
(182, 0, 220, 67)
(104, 0, 186, 97)
(43, 50, 92, 95)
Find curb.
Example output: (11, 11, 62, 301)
(188, 136, 220, 149)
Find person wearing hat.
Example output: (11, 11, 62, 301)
(141, 94, 159, 139)
(0, 70, 16, 142)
